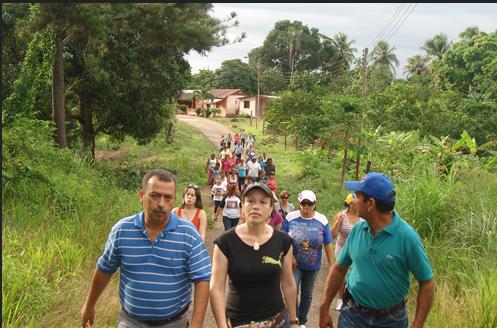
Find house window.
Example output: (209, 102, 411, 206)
(216, 103, 220, 108)
(244, 101, 250, 109)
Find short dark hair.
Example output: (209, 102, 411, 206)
(180, 185, 203, 209)
(142, 169, 177, 190)
(361, 192, 395, 213)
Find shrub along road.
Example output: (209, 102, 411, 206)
(177, 115, 339, 327)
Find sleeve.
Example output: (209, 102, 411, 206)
(96, 225, 121, 274)
(187, 231, 212, 282)
(281, 218, 290, 233)
(405, 230, 433, 281)
(213, 232, 232, 260)
(282, 232, 293, 256)
(274, 212, 284, 225)
(323, 223, 333, 244)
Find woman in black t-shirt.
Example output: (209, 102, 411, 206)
(211, 183, 300, 328)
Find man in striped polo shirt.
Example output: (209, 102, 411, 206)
(81, 169, 211, 327)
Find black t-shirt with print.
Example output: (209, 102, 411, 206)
(214, 228, 292, 326)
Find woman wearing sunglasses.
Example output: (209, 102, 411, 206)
(210, 183, 299, 328)
(172, 184, 207, 241)
(281, 190, 333, 328)
(274, 190, 295, 219)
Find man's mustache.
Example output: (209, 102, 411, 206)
(154, 208, 168, 214)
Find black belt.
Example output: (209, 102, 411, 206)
(343, 289, 405, 317)
(124, 304, 189, 326)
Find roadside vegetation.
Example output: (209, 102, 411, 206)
(214, 115, 497, 328)
(2, 121, 216, 327)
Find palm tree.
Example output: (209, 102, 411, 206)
(459, 26, 480, 41)
(192, 86, 214, 116)
(404, 55, 429, 77)
(370, 40, 400, 74)
(318, 32, 357, 74)
(421, 33, 451, 60)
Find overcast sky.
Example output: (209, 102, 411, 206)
(185, 3, 497, 78)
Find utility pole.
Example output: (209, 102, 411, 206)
(355, 48, 368, 180)
(256, 60, 260, 129)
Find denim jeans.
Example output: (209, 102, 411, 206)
(338, 303, 408, 328)
(223, 215, 239, 231)
(293, 267, 319, 325)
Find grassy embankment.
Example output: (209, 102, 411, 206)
(212, 116, 497, 328)
(2, 122, 216, 328)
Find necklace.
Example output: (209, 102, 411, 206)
(253, 242, 260, 251)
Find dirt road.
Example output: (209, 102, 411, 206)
(177, 115, 339, 328)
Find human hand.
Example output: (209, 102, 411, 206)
(319, 308, 333, 328)
(80, 304, 95, 328)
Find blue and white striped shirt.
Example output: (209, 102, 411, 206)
(96, 211, 211, 321)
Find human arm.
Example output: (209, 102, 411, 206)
(189, 280, 210, 328)
(331, 212, 342, 240)
(319, 262, 349, 328)
(209, 245, 230, 328)
(198, 210, 207, 241)
(80, 269, 113, 327)
(411, 279, 435, 328)
(324, 242, 334, 266)
(280, 245, 299, 328)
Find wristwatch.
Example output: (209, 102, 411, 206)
(289, 319, 299, 325)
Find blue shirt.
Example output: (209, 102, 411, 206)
(238, 165, 247, 178)
(281, 210, 333, 271)
(96, 212, 211, 321)
(337, 210, 433, 309)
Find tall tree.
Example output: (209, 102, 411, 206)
(189, 69, 217, 89)
(34, 4, 100, 148)
(432, 30, 497, 98)
(258, 20, 321, 74)
(63, 3, 244, 157)
(404, 55, 429, 77)
(370, 40, 399, 74)
(214, 59, 257, 94)
(421, 33, 451, 60)
(459, 26, 480, 41)
(318, 32, 357, 74)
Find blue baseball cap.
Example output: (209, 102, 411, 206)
(344, 172, 396, 203)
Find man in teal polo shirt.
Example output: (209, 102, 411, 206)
(319, 172, 434, 328)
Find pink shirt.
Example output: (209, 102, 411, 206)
(267, 211, 284, 228)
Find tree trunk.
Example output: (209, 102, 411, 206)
(81, 103, 95, 159)
(52, 34, 67, 148)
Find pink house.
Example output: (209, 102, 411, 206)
(179, 89, 247, 117)
(238, 95, 280, 118)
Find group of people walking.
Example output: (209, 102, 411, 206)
(80, 129, 434, 328)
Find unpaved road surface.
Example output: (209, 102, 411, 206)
(178, 115, 339, 328)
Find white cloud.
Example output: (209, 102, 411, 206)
(185, 3, 497, 77)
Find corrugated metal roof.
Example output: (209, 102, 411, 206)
(210, 89, 246, 98)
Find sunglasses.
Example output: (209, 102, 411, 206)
(186, 184, 200, 190)
(300, 201, 315, 207)
(280, 196, 288, 199)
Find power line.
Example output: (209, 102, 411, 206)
(384, 3, 417, 43)
(367, 3, 406, 49)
